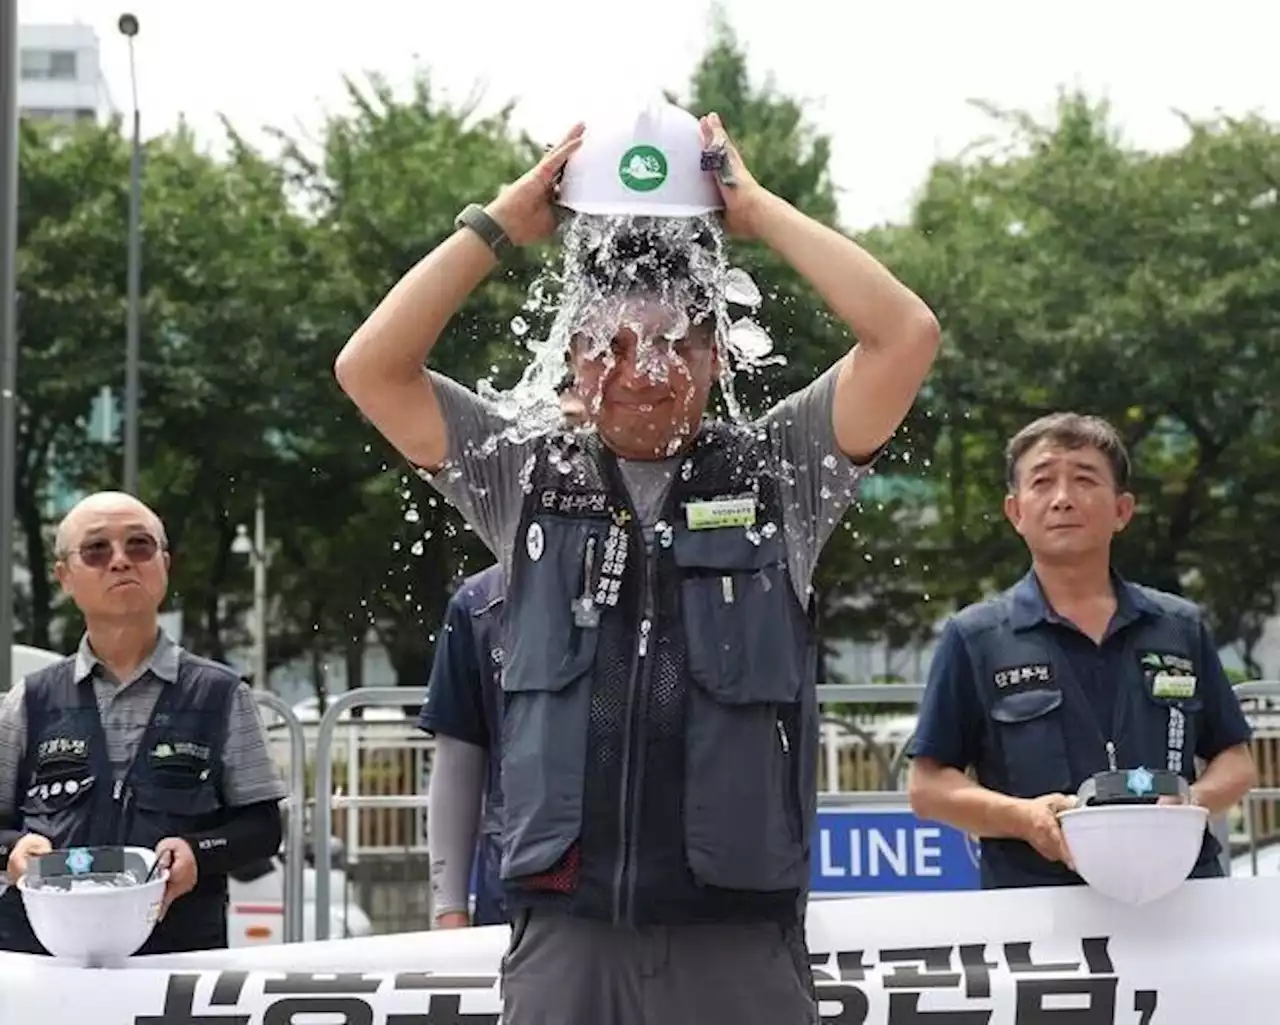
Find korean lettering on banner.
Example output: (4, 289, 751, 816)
(132, 971, 500, 1025)
(810, 938, 1162, 1025)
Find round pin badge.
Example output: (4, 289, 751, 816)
(526, 522, 545, 562)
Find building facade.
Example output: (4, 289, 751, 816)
(17, 23, 102, 123)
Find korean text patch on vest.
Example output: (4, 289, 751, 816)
(1140, 652, 1197, 699)
(684, 496, 756, 530)
(538, 487, 610, 517)
(37, 737, 87, 762)
(151, 741, 212, 761)
(993, 663, 1053, 689)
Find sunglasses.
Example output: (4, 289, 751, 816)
(69, 534, 163, 569)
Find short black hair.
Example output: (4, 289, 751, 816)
(577, 219, 717, 314)
(1005, 412, 1131, 489)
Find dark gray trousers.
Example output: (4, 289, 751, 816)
(499, 908, 818, 1025)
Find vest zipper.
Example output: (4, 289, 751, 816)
(612, 538, 656, 924)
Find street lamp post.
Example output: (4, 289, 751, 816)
(118, 13, 142, 497)
(231, 492, 270, 691)
(0, 0, 19, 693)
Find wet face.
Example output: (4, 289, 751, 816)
(1004, 440, 1134, 563)
(571, 298, 718, 460)
(55, 495, 170, 620)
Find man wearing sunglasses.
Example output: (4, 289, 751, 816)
(0, 491, 288, 954)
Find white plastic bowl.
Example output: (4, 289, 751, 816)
(17, 846, 168, 966)
(1059, 804, 1208, 906)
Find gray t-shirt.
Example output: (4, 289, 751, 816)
(420, 361, 874, 606)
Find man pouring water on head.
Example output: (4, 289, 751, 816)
(336, 102, 940, 1025)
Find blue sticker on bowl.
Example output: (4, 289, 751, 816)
(65, 848, 95, 875)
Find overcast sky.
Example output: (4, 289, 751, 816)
(19, 0, 1280, 228)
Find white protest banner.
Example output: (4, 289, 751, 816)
(2, 876, 1277, 1023)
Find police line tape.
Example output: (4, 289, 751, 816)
(2, 876, 1277, 1024)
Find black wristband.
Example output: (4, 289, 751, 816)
(455, 203, 513, 260)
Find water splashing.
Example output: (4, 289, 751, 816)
(474, 212, 780, 444)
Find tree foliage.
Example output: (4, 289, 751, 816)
(10, 33, 1280, 692)
(865, 94, 1280, 672)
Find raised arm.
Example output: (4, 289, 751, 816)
(703, 113, 940, 463)
(334, 126, 584, 471)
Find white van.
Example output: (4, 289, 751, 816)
(8, 644, 64, 689)
(227, 847, 374, 945)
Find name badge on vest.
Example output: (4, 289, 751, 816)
(1153, 673, 1197, 699)
(1140, 652, 1197, 699)
(685, 497, 756, 530)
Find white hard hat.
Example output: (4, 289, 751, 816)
(18, 845, 167, 965)
(1059, 804, 1208, 905)
(557, 101, 724, 218)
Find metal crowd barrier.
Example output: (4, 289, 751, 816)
(307, 679, 1278, 939)
(312, 687, 426, 940)
(251, 690, 307, 944)
(309, 683, 925, 940)
(1227, 681, 1280, 876)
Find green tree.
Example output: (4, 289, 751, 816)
(678, 19, 934, 680)
(13, 114, 327, 672)
(885, 94, 1280, 670)
(268, 73, 541, 689)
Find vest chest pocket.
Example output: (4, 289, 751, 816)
(129, 775, 222, 851)
(21, 755, 96, 819)
(990, 688, 1072, 799)
(504, 515, 603, 696)
(499, 516, 600, 879)
(672, 529, 803, 703)
(672, 528, 807, 893)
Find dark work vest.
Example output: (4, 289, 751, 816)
(958, 587, 1226, 888)
(0, 654, 238, 955)
(458, 565, 510, 927)
(499, 423, 819, 926)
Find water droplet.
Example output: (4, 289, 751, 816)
(745, 528, 762, 546)
(404, 507, 421, 524)
(761, 522, 777, 539)
(511, 316, 529, 337)
(726, 318, 775, 363)
(724, 267, 762, 307)
(822, 455, 838, 470)
(410, 540, 425, 556)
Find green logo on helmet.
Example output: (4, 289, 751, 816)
(619, 145, 668, 192)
